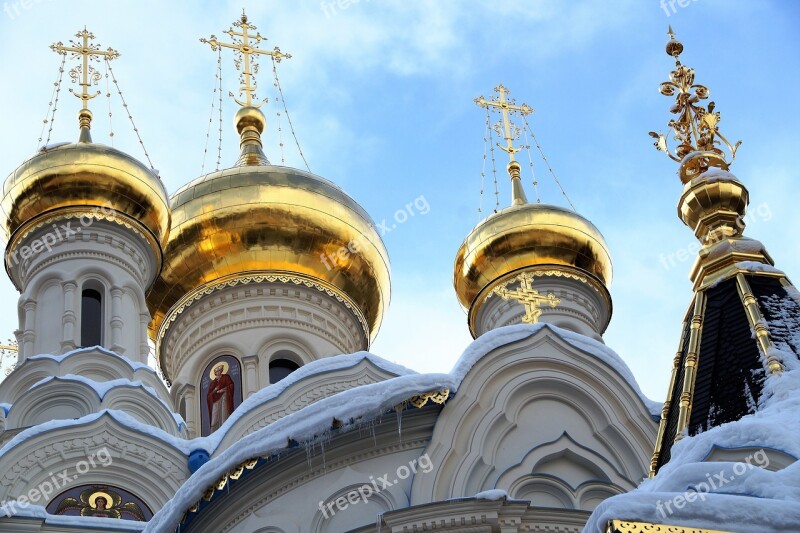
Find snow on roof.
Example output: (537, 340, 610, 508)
(145, 371, 454, 532)
(187, 351, 417, 453)
(0, 352, 413, 460)
(691, 167, 742, 184)
(735, 261, 785, 275)
(144, 323, 660, 532)
(539, 326, 663, 417)
(474, 489, 510, 501)
(584, 364, 800, 532)
(0, 502, 145, 531)
(0, 410, 190, 459)
(16, 375, 184, 431)
(28, 346, 154, 373)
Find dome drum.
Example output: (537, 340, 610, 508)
(470, 265, 612, 339)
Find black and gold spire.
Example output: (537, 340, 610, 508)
(649, 29, 800, 475)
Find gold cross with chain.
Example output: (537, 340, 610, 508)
(475, 84, 534, 164)
(51, 28, 120, 110)
(493, 272, 560, 324)
(201, 11, 291, 108)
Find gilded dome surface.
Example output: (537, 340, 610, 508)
(147, 164, 391, 345)
(454, 203, 612, 310)
(1, 142, 170, 269)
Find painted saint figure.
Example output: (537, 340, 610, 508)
(207, 362, 235, 432)
(52, 487, 147, 521)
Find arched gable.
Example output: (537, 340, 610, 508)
(411, 327, 657, 508)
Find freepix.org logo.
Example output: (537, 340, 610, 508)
(6, 203, 119, 267)
(318, 453, 433, 519)
(0, 448, 113, 516)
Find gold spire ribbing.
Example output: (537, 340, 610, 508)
(201, 10, 291, 108)
(51, 28, 120, 143)
(649, 26, 741, 183)
(475, 84, 534, 205)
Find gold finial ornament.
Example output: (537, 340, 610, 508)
(649, 27, 741, 183)
(201, 11, 291, 109)
(492, 272, 560, 323)
(475, 84, 534, 205)
(0, 341, 18, 378)
(51, 28, 120, 142)
(201, 11, 291, 166)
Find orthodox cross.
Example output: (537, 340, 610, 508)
(475, 84, 534, 163)
(201, 11, 291, 108)
(493, 272, 560, 324)
(51, 28, 120, 110)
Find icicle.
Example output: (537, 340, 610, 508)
(320, 440, 327, 472)
(305, 441, 313, 469)
(395, 404, 404, 443)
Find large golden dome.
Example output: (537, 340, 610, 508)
(146, 163, 391, 348)
(1, 138, 170, 284)
(454, 202, 612, 317)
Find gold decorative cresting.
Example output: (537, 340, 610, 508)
(475, 84, 534, 205)
(202, 11, 291, 166)
(51, 28, 120, 143)
(492, 271, 560, 324)
(649, 26, 741, 184)
(607, 520, 731, 533)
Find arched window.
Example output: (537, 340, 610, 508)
(269, 358, 300, 384)
(80, 288, 103, 347)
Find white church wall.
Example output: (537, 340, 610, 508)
(411, 328, 657, 512)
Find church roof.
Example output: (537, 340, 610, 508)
(143, 323, 660, 532)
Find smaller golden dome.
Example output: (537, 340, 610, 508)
(454, 203, 612, 317)
(1, 142, 170, 283)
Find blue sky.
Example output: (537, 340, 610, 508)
(1, 0, 798, 401)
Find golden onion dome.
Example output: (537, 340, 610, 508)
(146, 108, 391, 350)
(454, 202, 612, 318)
(1, 117, 170, 286)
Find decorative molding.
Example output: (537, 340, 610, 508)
(6, 208, 161, 290)
(607, 520, 732, 533)
(0, 417, 188, 512)
(157, 272, 370, 382)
